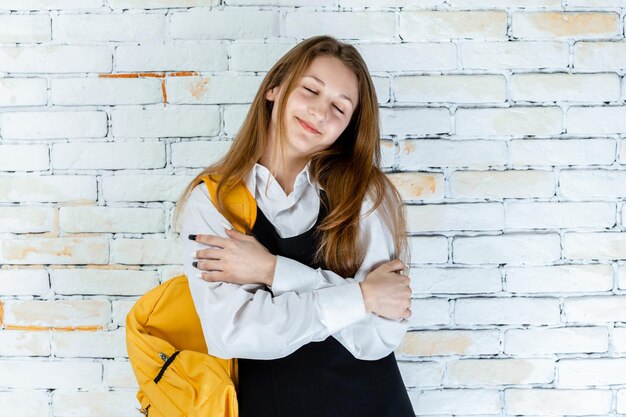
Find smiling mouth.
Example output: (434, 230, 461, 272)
(297, 117, 320, 134)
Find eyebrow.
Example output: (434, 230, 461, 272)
(303, 75, 355, 107)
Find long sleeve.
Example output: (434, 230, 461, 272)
(180, 184, 368, 360)
(269, 197, 410, 361)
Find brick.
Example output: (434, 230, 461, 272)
(0, 269, 49, 296)
(0, 175, 96, 203)
(111, 238, 181, 265)
(409, 266, 501, 294)
(450, 170, 555, 198)
(116, 42, 227, 72)
(381, 107, 452, 136)
(52, 141, 165, 170)
(111, 106, 219, 138)
(408, 236, 448, 264)
(400, 11, 507, 41)
(101, 174, 193, 202)
(0, 0, 102, 9)
(230, 42, 295, 72)
(0, 77, 47, 107)
(2, 299, 110, 328)
(112, 299, 135, 327)
(0, 144, 49, 171)
(397, 330, 500, 357)
(285, 11, 394, 40)
(0, 329, 50, 356)
(564, 232, 626, 260)
(453, 233, 561, 265)
(506, 201, 615, 229)
(110, 0, 219, 8)
(406, 203, 504, 232)
(455, 106, 562, 137)
(613, 327, 626, 353)
(561, 170, 626, 198)
(511, 12, 619, 39)
(564, 295, 626, 322)
(505, 326, 609, 354)
(505, 264, 613, 293)
(53, 13, 164, 42)
(461, 41, 569, 70)
(53, 390, 138, 416)
(575, 41, 626, 70)
(387, 172, 445, 201)
(455, 297, 561, 324)
(446, 358, 554, 385)
(396, 74, 505, 104)
(0, 206, 54, 233)
(0, 237, 109, 265)
(104, 360, 137, 388)
(568, 106, 626, 134)
(408, 298, 450, 326)
(0, 15, 49, 43)
(0, 361, 101, 389)
(358, 42, 457, 72)
(397, 361, 443, 388)
(171, 9, 279, 39)
(51, 268, 159, 295)
(60, 206, 165, 233)
(54, 328, 126, 357)
(0, 390, 49, 416)
(0, 45, 111, 73)
(51, 77, 162, 105)
(399, 139, 507, 169)
(410, 389, 500, 415)
(166, 75, 260, 104)
(0, 111, 107, 140)
(510, 138, 615, 166)
(506, 389, 611, 415)
(171, 140, 232, 168)
(511, 73, 620, 102)
(450, 0, 561, 5)
(559, 358, 626, 387)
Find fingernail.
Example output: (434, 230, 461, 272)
(221, 221, 233, 231)
(188, 234, 197, 241)
(190, 251, 197, 258)
(192, 261, 198, 268)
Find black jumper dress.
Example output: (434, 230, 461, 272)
(237, 189, 415, 417)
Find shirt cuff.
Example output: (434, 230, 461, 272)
(316, 282, 367, 335)
(269, 255, 319, 296)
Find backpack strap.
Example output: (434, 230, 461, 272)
(200, 174, 257, 234)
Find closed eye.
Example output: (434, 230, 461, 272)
(303, 87, 345, 115)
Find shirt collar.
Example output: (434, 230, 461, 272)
(244, 160, 319, 193)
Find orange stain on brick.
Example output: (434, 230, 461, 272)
(0, 302, 3, 327)
(98, 71, 199, 106)
(403, 141, 414, 154)
(398, 332, 473, 356)
(530, 12, 617, 37)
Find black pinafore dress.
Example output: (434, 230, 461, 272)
(237, 189, 415, 417)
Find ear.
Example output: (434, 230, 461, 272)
(265, 86, 279, 101)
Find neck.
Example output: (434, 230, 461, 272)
(258, 138, 309, 197)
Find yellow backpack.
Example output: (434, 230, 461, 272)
(126, 174, 257, 417)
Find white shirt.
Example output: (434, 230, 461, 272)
(180, 161, 409, 361)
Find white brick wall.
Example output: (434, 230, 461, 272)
(1, 1, 626, 416)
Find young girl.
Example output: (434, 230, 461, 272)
(173, 35, 414, 416)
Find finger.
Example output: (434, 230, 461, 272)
(194, 248, 223, 260)
(194, 234, 228, 249)
(197, 270, 223, 282)
(193, 259, 223, 272)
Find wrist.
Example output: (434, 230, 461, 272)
(265, 255, 277, 286)
(359, 281, 374, 314)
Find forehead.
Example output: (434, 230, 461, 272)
(301, 56, 358, 106)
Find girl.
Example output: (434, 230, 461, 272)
(173, 35, 414, 416)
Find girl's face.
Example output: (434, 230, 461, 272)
(266, 55, 359, 161)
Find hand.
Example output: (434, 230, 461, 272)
(190, 228, 277, 286)
(359, 259, 412, 320)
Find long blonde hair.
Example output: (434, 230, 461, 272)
(172, 35, 410, 278)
